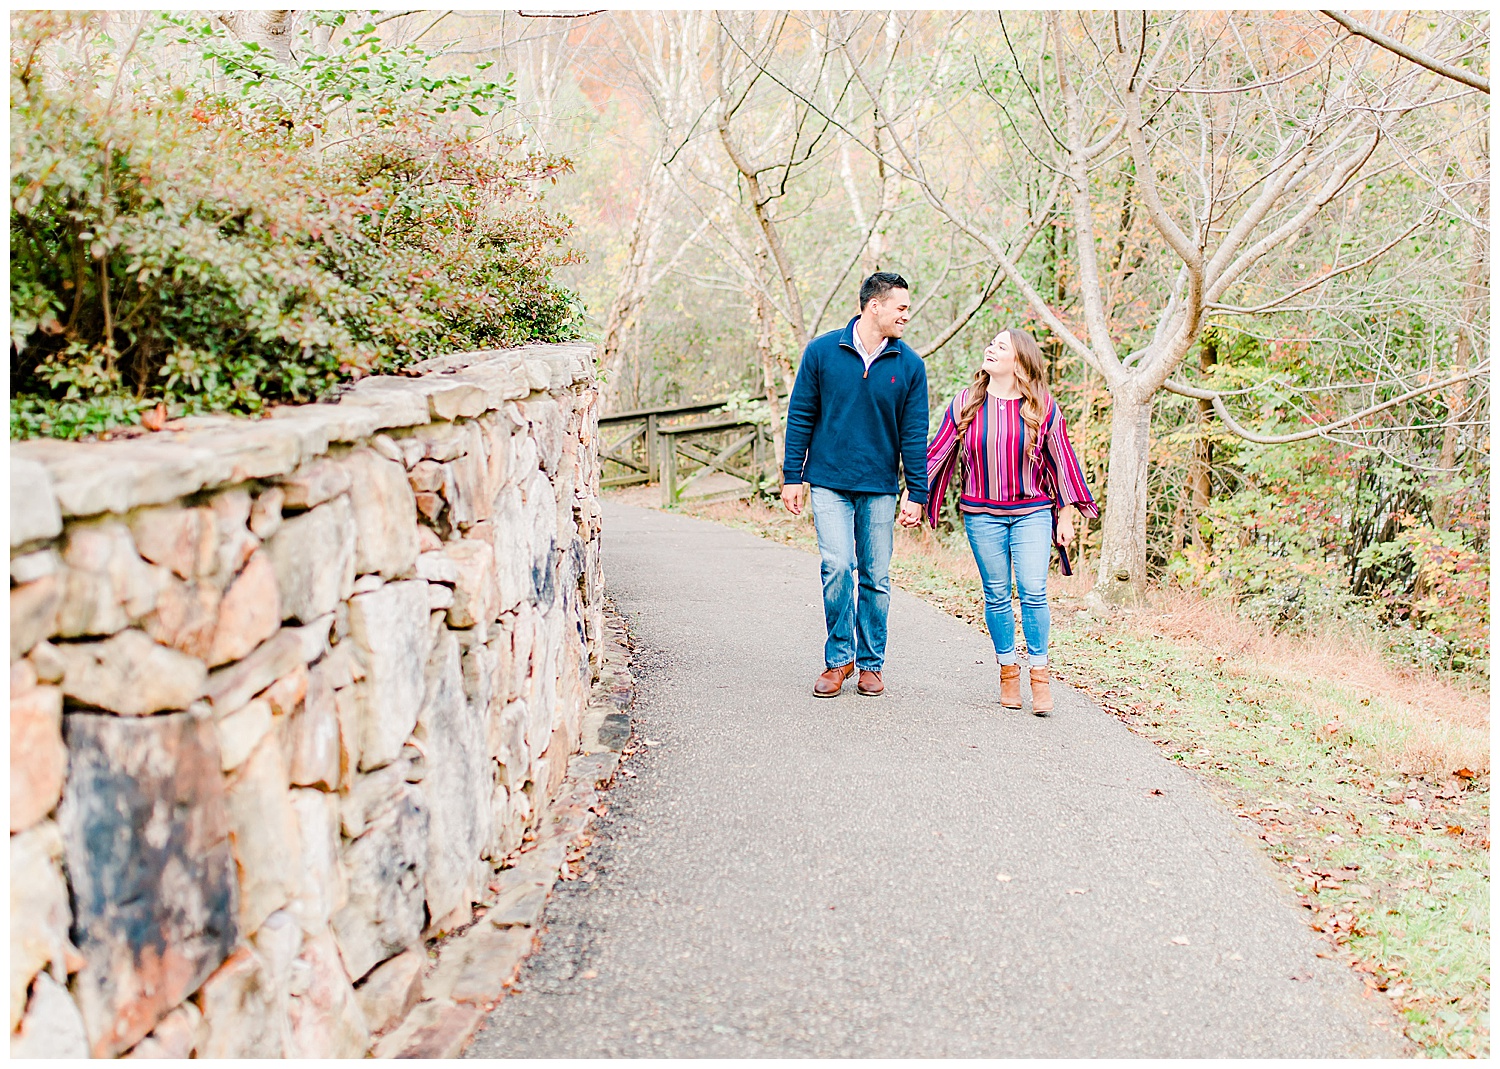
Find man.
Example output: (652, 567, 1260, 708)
(781, 271, 928, 698)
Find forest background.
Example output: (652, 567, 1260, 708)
(7, 9, 1490, 1055)
(9, 9, 1489, 677)
(414, 8, 1489, 683)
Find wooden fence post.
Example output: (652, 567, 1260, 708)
(659, 432, 677, 508)
(646, 413, 659, 482)
(753, 423, 767, 494)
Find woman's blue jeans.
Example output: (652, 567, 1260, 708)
(809, 486, 897, 671)
(964, 509, 1052, 666)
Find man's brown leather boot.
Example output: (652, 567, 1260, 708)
(856, 669, 884, 696)
(1030, 667, 1053, 715)
(813, 662, 855, 697)
(999, 664, 1022, 708)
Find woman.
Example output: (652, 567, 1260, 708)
(925, 328, 1097, 715)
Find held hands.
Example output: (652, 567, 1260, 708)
(784, 484, 922, 528)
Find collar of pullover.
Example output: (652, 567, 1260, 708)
(840, 315, 897, 361)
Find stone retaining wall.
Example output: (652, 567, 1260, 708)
(9, 343, 604, 1057)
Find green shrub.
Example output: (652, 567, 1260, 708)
(1361, 526, 1489, 674)
(1166, 440, 1369, 629)
(10, 12, 583, 439)
(1167, 436, 1489, 677)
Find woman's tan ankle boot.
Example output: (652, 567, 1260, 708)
(1029, 667, 1053, 715)
(999, 664, 1022, 708)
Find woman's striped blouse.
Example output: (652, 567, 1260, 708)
(925, 390, 1098, 524)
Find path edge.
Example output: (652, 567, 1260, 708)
(368, 599, 636, 1058)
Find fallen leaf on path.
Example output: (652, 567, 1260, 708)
(1066, 888, 1089, 895)
(1454, 768, 1476, 780)
(1171, 936, 1189, 945)
(1147, 788, 1164, 796)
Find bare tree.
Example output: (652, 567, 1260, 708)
(832, 10, 1488, 604)
(591, 12, 713, 409)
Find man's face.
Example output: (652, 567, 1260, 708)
(865, 287, 911, 339)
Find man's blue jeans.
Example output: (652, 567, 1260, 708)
(964, 509, 1053, 667)
(809, 486, 898, 671)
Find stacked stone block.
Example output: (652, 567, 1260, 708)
(9, 344, 605, 1058)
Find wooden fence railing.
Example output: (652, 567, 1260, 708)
(597, 400, 728, 487)
(598, 397, 780, 507)
(657, 418, 773, 507)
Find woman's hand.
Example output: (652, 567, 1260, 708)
(1056, 506, 1075, 546)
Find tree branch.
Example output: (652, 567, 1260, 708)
(1207, 212, 1435, 315)
(1163, 364, 1489, 444)
(916, 266, 1004, 358)
(1321, 9, 1488, 94)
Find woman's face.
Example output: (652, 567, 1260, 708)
(982, 331, 1016, 378)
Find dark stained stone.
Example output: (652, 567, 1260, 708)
(532, 535, 557, 609)
(330, 790, 430, 982)
(58, 711, 238, 1057)
(598, 712, 632, 750)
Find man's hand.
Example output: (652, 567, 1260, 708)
(1056, 507, 1075, 546)
(781, 482, 806, 515)
(898, 500, 923, 528)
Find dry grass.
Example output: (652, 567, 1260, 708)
(1098, 583, 1490, 777)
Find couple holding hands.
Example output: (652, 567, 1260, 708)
(779, 271, 1096, 715)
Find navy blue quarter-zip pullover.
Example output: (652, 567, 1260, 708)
(782, 315, 930, 504)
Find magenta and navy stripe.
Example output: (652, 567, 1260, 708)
(924, 389, 1097, 527)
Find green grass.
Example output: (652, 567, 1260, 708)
(1052, 622, 1489, 1057)
(647, 491, 1490, 1057)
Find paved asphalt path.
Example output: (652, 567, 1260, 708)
(469, 502, 1403, 1058)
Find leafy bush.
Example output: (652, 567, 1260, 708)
(1361, 526, 1489, 674)
(1167, 436, 1489, 676)
(10, 12, 583, 439)
(1166, 440, 1370, 629)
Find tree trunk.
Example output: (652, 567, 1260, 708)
(597, 165, 664, 411)
(1187, 333, 1218, 546)
(752, 250, 787, 468)
(1431, 226, 1486, 530)
(715, 101, 808, 348)
(217, 11, 299, 65)
(598, 283, 645, 412)
(1094, 391, 1153, 606)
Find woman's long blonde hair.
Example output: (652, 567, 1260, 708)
(956, 328, 1052, 451)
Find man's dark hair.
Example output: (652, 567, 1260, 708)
(859, 271, 909, 310)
